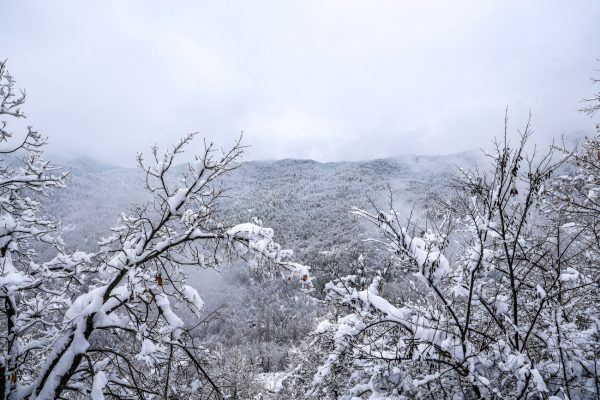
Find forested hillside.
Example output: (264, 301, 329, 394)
(40, 152, 480, 384)
(49, 152, 480, 259)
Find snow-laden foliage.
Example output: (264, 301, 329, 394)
(304, 121, 600, 399)
(579, 68, 600, 117)
(0, 60, 79, 400)
(0, 62, 309, 399)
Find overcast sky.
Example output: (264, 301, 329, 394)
(1, 1, 599, 166)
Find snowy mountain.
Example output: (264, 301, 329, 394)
(47, 151, 481, 259)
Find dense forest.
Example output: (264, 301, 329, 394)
(1, 57, 600, 400)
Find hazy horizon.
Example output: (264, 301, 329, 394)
(2, 1, 599, 166)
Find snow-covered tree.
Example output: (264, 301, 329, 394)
(304, 118, 600, 399)
(0, 61, 310, 399)
(580, 67, 600, 117)
(0, 60, 77, 399)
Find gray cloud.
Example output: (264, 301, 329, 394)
(1, 0, 599, 165)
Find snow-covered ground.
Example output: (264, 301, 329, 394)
(256, 372, 288, 395)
